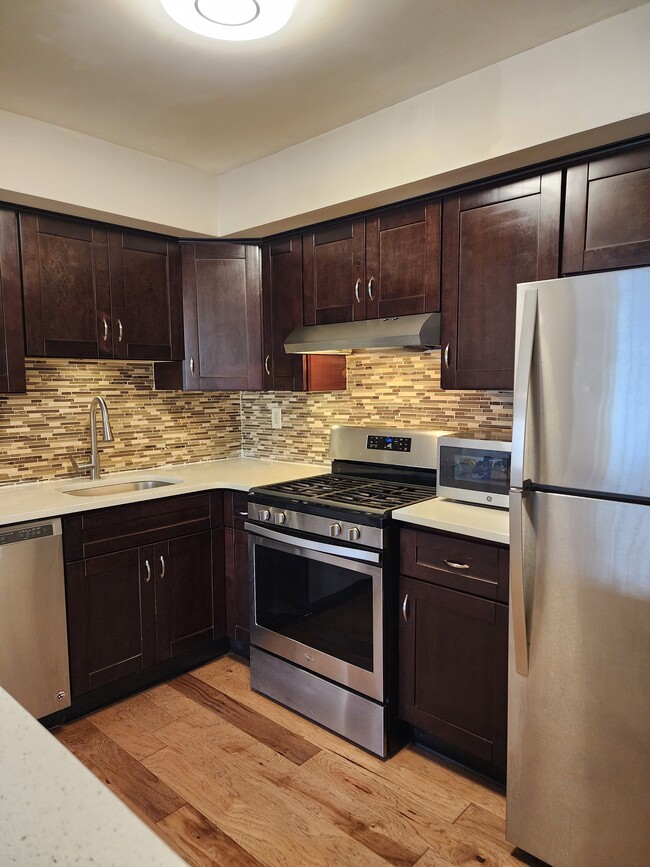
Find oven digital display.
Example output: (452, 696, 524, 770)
(367, 435, 411, 453)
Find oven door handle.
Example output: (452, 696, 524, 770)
(244, 522, 381, 564)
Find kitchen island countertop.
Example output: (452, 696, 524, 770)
(393, 496, 509, 545)
(0, 457, 327, 527)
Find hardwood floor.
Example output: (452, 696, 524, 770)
(55, 655, 540, 867)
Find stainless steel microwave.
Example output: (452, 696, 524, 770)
(436, 436, 511, 508)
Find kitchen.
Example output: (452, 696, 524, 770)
(1, 2, 649, 866)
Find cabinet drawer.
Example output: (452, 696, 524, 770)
(63, 493, 216, 561)
(400, 527, 509, 602)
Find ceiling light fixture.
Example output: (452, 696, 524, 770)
(161, 0, 295, 41)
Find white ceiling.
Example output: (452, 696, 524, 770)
(0, 0, 645, 175)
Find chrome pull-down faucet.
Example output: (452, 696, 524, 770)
(69, 396, 114, 480)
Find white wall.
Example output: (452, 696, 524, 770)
(0, 110, 220, 237)
(217, 4, 650, 237)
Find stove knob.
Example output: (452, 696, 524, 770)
(348, 527, 361, 542)
(257, 509, 271, 522)
(273, 512, 286, 525)
(329, 523, 342, 537)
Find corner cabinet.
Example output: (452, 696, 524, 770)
(303, 200, 441, 325)
(440, 172, 562, 391)
(63, 493, 225, 703)
(155, 242, 262, 391)
(563, 141, 650, 273)
(399, 526, 509, 782)
(262, 236, 346, 392)
(20, 213, 183, 361)
(0, 208, 26, 393)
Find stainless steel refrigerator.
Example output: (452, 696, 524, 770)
(507, 267, 650, 867)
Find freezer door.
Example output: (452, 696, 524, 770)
(507, 491, 650, 867)
(515, 267, 650, 498)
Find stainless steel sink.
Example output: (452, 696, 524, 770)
(62, 479, 179, 497)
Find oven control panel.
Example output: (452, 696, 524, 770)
(367, 435, 411, 453)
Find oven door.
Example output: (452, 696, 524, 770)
(246, 523, 385, 702)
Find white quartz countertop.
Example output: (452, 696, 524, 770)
(393, 496, 510, 545)
(0, 686, 184, 866)
(0, 457, 328, 527)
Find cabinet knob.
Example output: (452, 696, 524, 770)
(402, 593, 409, 621)
(367, 277, 375, 301)
(354, 278, 361, 303)
(329, 523, 342, 537)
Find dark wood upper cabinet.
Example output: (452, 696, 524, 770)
(0, 208, 26, 393)
(20, 213, 112, 359)
(261, 235, 346, 392)
(158, 242, 262, 391)
(107, 230, 183, 361)
(20, 214, 182, 361)
(441, 172, 562, 391)
(303, 220, 366, 325)
(365, 201, 441, 318)
(563, 142, 650, 273)
(303, 203, 441, 326)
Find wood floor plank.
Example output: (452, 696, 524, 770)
(89, 704, 166, 760)
(145, 682, 206, 719)
(120, 692, 178, 732)
(171, 672, 320, 765)
(145, 746, 390, 867)
(158, 804, 265, 867)
(56, 718, 186, 823)
(453, 804, 546, 866)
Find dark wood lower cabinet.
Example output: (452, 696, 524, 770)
(224, 490, 251, 651)
(64, 494, 226, 702)
(399, 575, 508, 780)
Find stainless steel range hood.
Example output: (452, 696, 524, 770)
(284, 313, 441, 354)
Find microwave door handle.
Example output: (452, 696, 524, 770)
(244, 522, 381, 565)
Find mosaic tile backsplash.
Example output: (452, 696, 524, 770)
(241, 349, 513, 463)
(0, 360, 241, 483)
(0, 351, 512, 484)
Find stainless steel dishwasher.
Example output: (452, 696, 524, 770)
(0, 518, 71, 719)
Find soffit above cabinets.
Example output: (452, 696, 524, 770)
(0, 0, 645, 174)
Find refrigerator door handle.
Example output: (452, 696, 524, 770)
(510, 488, 529, 676)
(511, 287, 538, 490)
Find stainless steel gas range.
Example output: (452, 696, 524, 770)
(245, 425, 449, 757)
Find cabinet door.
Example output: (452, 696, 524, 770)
(155, 530, 225, 662)
(303, 220, 366, 324)
(262, 236, 347, 392)
(261, 235, 306, 390)
(441, 172, 561, 390)
(108, 230, 183, 361)
(563, 143, 650, 273)
(225, 527, 250, 647)
(181, 243, 262, 390)
(365, 201, 441, 318)
(20, 213, 112, 358)
(399, 576, 508, 775)
(0, 209, 26, 393)
(66, 547, 156, 696)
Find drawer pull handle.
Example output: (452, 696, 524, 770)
(443, 559, 470, 570)
(402, 593, 409, 621)
(236, 510, 249, 518)
(159, 555, 166, 579)
(144, 559, 152, 583)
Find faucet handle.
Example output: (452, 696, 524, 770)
(69, 455, 94, 476)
